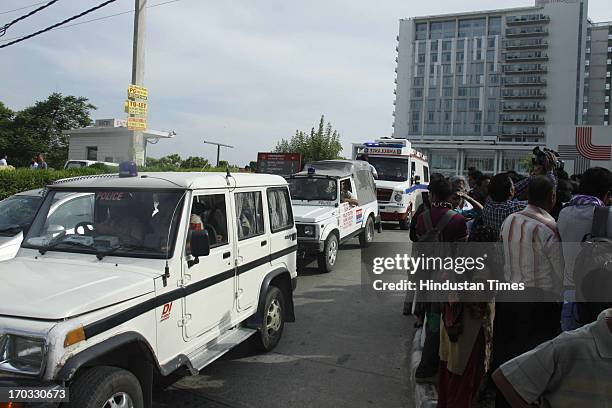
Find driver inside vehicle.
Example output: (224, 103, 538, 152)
(340, 179, 358, 206)
(93, 193, 146, 245)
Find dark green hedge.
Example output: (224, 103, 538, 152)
(0, 166, 245, 200)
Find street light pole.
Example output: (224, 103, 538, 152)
(130, 0, 147, 165)
(203, 140, 234, 167)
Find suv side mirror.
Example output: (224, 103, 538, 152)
(413, 175, 421, 185)
(190, 230, 211, 258)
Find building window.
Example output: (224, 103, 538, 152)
(488, 16, 502, 36)
(104, 157, 113, 162)
(416, 22, 427, 40)
(86, 146, 97, 161)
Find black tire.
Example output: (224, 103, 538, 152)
(359, 216, 375, 248)
(317, 233, 339, 273)
(68, 366, 143, 408)
(251, 286, 285, 352)
(399, 218, 410, 230)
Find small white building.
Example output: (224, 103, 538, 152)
(63, 119, 175, 166)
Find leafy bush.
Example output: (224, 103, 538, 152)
(0, 166, 237, 200)
(0, 168, 111, 200)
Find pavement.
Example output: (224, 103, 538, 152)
(153, 226, 417, 408)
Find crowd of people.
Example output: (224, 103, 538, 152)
(0, 152, 48, 169)
(407, 147, 612, 407)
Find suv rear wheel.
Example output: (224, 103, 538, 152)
(251, 286, 285, 352)
(359, 216, 375, 248)
(317, 233, 338, 273)
(68, 366, 143, 408)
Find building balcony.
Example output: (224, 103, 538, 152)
(503, 66, 547, 74)
(506, 15, 550, 26)
(502, 104, 546, 112)
(504, 54, 549, 62)
(500, 131, 545, 138)
(505, 28, 549, 38)
(502, 92, 547, 99)
(502, 80, 547, 87)
(498, 134, 545, 143)
(500, 118, 545, 125)
(504, 40, 548, 50)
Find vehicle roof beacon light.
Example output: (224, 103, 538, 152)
(307, 167, 316, 176)
(119, 161, 138, 178)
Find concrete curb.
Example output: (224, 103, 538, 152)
(410, 327, 438, 408)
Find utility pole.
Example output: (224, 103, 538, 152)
(130, 0, 147, 165)
(203, 140, 234, 167)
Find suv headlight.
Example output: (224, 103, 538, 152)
(393, 192, 403, 203)
(0, 334, 46, 376)
(303, 225, 316, 237)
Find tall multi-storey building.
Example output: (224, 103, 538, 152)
(393, 0, 591, 176)
(583, 21, 612, 126)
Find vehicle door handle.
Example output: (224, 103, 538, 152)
(223, 251, 231, 259)
(261, 240, 267, 247)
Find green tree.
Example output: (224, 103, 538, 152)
(7, 93, 96, 168)
(0, 103, 14, 159)
(158, 154, 183, 168)
(180, 156, 210, 169)
(274, 115, 342, 163)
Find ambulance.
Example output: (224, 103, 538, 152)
(352, 138, 429, 230)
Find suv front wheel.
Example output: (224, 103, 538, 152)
(251, 286, 285, 352)
(317, 233, 338, 273)
(68, 366, 143, 408)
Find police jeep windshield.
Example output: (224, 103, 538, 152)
(367, 157, 409, 182)
(289, 177, 338, 202)
(23, 189, 184, 258)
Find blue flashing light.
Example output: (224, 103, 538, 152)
(364, 142, 379, 147)
(307, 167, 316, 175)
(119, 161, 138, 178)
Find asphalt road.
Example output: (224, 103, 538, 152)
(153, 226, 416, 408)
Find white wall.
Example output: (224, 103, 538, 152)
(68, 131, 132, 163)
(393, 18, 415, 139)
(543, 0, 586, 129)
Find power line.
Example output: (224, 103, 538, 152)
(0, 2, 48, 16)
(0, 0, 182, 44)
(0, 0, 118, 49)
(1, 0, 59, 37)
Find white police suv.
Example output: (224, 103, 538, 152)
(289, 160, 380, 273)
(0, 166, 297, 408)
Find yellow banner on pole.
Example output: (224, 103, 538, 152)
(127, 84, 148, 100)
(127, 117, 147, 131)
(124, 100, 148, 115)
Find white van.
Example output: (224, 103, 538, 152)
(353, 138, 429, 229)
(0, 171, 297, 408)
(64, 160, 119, 169)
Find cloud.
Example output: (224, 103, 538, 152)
(1, 0, 611, 165)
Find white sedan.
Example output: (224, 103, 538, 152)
(0, 189, 92, 261)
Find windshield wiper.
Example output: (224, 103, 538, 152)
(0, 225, 23, 234)
(38, 236, 94, 255)
(95, 243, 159, 260)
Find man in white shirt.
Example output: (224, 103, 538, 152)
(494, 176, 564, 408)
(0, 154, 7, 166)
(557, 167, 612, 330)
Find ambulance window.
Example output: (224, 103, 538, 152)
(187, 194, 229, 251)
(267, 188, 294, 233)
(411, 161, 416, 176)
(235, 191, 265, 241)
(423, 166, 429, 182)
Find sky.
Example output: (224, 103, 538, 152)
(1, 0, 611, 165)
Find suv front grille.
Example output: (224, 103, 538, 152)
(377, 188, 393, 202)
